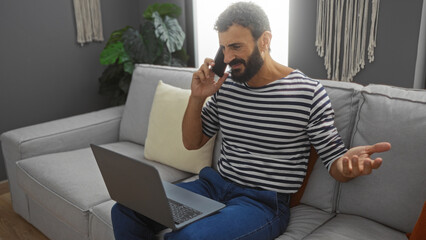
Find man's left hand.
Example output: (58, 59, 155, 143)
(331, 142, 391, 182)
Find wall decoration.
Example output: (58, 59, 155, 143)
(315, 0, 380, 81)
(73, 0, 104, 45)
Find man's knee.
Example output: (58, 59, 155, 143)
(165, 219, 224, 240)
(111, 203, 127, 220)
(165, 226, 206, 240)
(111, 202, 140, 228)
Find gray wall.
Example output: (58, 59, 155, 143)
(0, 0, 140, 181)
(289, 0, 424, 88)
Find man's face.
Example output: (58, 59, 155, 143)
(218, 24, 264, 83)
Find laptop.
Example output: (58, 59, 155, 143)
(90, 144, 225, 230)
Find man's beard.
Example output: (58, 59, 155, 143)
(229, 45, 264, 84)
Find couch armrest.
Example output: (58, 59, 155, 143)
(1, 106, 124, 162)
(0, 106, 123, 220)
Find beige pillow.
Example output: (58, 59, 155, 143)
(144, 81, 216, 174)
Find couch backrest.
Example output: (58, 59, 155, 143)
(119, 64, 196, 145)
(337, 84, 426, 233)
(300, 80, 363, 212)
(319, 80, 364, 146)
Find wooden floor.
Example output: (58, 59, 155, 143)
(0, 181, 48, 240)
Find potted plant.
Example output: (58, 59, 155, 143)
(98, 3, 189, 105)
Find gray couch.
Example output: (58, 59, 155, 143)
(1, 64, 425, 240)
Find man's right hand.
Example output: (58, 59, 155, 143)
(191, 58, 228, 100)
(182, 58, 228, 150)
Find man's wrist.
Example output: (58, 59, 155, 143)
(189, 95, 208, 106)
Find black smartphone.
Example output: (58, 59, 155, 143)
(211, 48, 227, 77)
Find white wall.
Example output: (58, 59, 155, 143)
(414, 0, 426, 89)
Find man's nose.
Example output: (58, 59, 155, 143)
(223, 49, 234, 64)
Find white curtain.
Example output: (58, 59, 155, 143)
(73, 0, 104, 45)
(414, 0, 426, 89)
(315, 0, 380, 82)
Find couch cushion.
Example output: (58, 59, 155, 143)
(277, 204, 335, 240)
(318, 79, 363, 146)
(144, 81, 216, 174)
(16, 147, 110, 237)
(16, 142, 192, 236)
(299, 157, 338, 213)
(89, 200, 115, 240)
(338, 84, 426, 233)
(303, 214, 407, 240)
(119, 64, 196, 145)
(28, 197, 88, 240)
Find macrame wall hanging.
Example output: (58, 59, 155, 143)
(73, 0, 104, 46)
(315, 0, 380, 81)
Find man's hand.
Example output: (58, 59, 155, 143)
(182, 58, 228, 150)
(330, 142, 391, 182)
(191, 58, 228, 100)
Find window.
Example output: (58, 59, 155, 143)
(193, 0, 289, 67)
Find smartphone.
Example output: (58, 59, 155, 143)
(211, 48, 227, 77)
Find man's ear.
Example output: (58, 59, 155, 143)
(259, 31, 272, 53)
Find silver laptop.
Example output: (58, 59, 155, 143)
(90, 144, 225, 230)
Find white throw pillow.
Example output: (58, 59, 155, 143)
(144, 81, 216, 174)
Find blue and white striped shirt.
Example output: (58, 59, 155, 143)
(201, 70, 347, 193)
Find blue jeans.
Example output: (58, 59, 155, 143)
(111, 167, 290, 240)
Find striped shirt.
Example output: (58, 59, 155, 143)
(201, 70, 347, 193)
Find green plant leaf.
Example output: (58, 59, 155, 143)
(143, 3, 181, 20)
(153, 12, 185, 53)
(154, 43, 172, 66)
(98, 3, 189, 107)
(105, 26, 133, 48)
(140, 21, 163, 63)
(122, 28, 146, 63)
(172, 48, 189, 65)
(123, 61, 135, 74)
(118, 74, 131, 94)
(100, 42, 128, 65)
(170, 57, 186, 67)
(98, 64, 130, 105)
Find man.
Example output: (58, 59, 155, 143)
(112, 2, 391, 239)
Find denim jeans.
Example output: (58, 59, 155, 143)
(111, 167, 290, 240)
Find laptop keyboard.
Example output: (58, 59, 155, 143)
(168, 199, 202, 224)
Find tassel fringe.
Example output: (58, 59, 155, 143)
(73, 0, 104, 46)
(315, 0, 380, 81)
